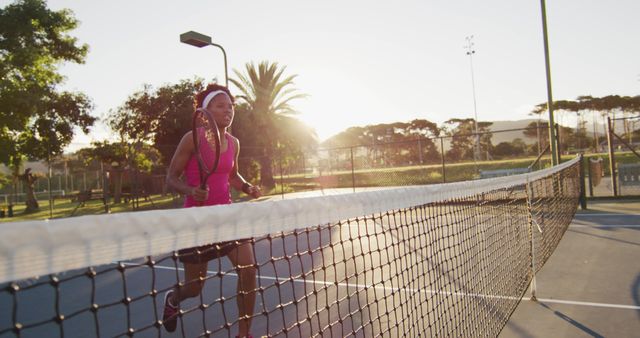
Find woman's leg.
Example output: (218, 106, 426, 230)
(163, 261, 208, 332)
(227, 241, 257, 338)
(173, 261, 209, 303)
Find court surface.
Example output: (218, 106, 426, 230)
(2, 194, 636, 337)
(500, 199, 640, 338)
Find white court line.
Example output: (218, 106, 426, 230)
(122, 262, 640, 311)
(533, 298, 640, 310)
(574, 213, 640, 217)
(569, 224, 640, 228)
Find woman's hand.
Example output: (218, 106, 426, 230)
(243, 183, 262, 199)
(190, 186, 209, 202)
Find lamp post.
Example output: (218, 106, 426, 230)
(180, 31, 229, 88)
(539, 0, 558, 165)
(465, 35, 481, 162)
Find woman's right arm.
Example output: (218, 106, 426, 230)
(166, 132, 207, 200)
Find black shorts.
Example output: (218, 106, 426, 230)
(177, 239, 251, 264)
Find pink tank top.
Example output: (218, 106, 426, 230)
(183, 131, 235, 207)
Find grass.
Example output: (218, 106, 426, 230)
(3, 151, 636, 223)
(279, 155, 553, 189)
(0, 194, 180, 223)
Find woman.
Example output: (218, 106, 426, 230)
(163, 83, 261, 338)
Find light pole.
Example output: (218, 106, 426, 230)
(539, 0, 558, 165)
(180, 31, 229, 88)
(465, 35, 481, 162)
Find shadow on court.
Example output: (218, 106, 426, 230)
(500, 199, 640, 338)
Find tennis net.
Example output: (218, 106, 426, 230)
(0, 156, 582, 337)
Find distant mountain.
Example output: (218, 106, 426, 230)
(0, 161, 50, 175)
(487, 118, 627, 145)
(487, 119, 539, 145)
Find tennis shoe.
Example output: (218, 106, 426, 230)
(162, 290, 178, 332)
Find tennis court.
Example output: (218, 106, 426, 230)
(501, 200, 640, 338)
(5, 157, 633, 337)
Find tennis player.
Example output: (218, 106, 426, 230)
(164, 83, 261, 338)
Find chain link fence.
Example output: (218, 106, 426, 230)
(1, 124, 638, 220)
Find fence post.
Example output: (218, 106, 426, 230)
(279, 153, 284, 199)
(440, 137, 446, 183)
(103, 167, 110, 213)
(606, 117, 618, 196)
(555, 123, 562, 163)
(302, 153, 306, 177)
(587, 157, 594, 197)
(48, 162, 53, 219)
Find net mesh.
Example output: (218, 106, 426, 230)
(0, 157, 581, 337)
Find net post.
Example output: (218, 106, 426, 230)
(579, 154, 587, 210)
(350, 147, 356, 193)
(526, 178, 538, 301)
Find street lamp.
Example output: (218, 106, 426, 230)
(465, 35, 481, 162)
(539, 0, 558, 165)
(180, 31, 229, 88)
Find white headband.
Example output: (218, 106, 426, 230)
(201, 90, 230, 109)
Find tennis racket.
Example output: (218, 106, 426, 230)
(192, 107, 221, 191)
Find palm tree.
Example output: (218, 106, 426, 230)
(231, 61, 308, 189)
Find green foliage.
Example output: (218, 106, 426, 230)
(231, 61, 312, 188)
(322, 119, 441, 165)
(107, 79, 204, 166)
(443, 118, 493, 161)
(130, 145, 162, 172)
(81, 141, 127, 166)
(0, 0, 95, 164)
(531, 95, 640, 115)
(77, 141, 160, 173)
(324, 119, 440, 147)
(493, 139, 527, 159)
(0, 172, 10, 190)
(238, 158, 261, 185)
(524, 120, 593, 153)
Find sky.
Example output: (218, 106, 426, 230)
(5, 0, 640, 151)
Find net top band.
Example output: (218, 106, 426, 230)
(0, 156, 580, 284)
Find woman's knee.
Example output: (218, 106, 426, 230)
(179, 278, 204, 298)
(237, 265, 257, 288)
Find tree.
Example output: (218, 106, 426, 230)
(231, 61, 308, 189)
(493, 139, 527, 159)
(0, 0, 96, 210)
(443, 118, 492, 161)
(0, 172, 10, 192)
(107, 79, 204, 166)
(322, 119, 442, 166)
(406, 119, 441, 164)
(18, 168, 40, 211)
(524, 121, 549, 151)
(77, 140, 161, 203)
(531, 95, 640, 152)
